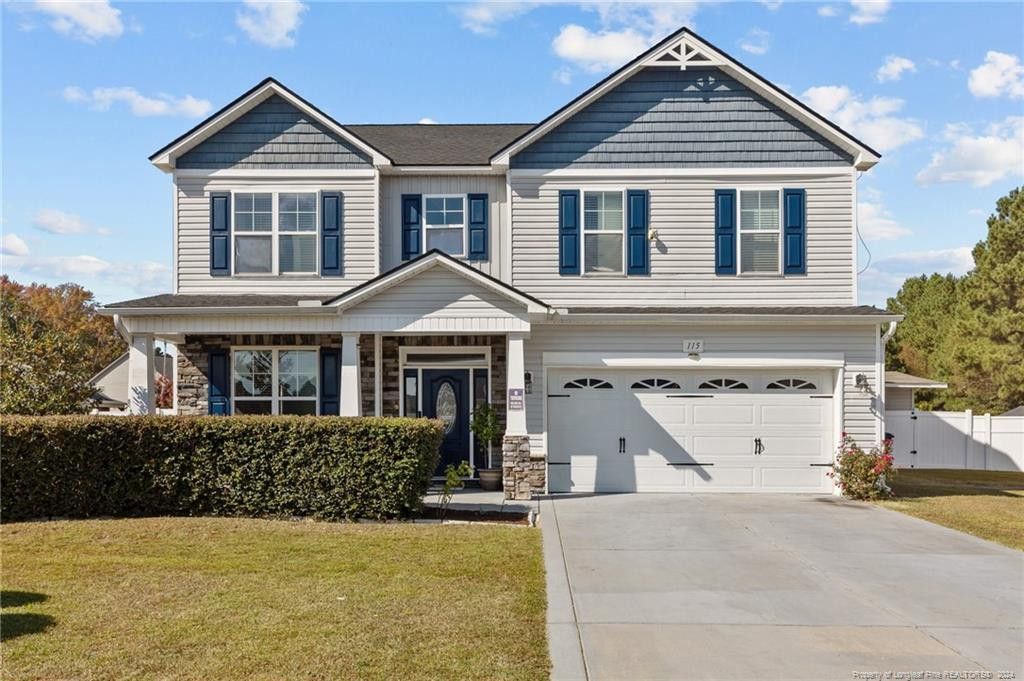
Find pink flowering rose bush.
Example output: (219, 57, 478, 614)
(828, 433, 897, 500)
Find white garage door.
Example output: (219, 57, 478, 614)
(547, 369, 835, 493)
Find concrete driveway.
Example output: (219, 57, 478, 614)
(541, 494, 1023, 680)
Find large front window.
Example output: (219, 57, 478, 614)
(424, 196, 465, 256)
(583, 190, 624, 274)
(232, 348, 318, 414)
(233, 191, 318, 275)
(739, 190, 781, 274)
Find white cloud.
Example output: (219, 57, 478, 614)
(800, 85, 924, 153)
(876, 55, 916, 83)
(32, 209, 110, 236)
(849, 0, 890, 25)
(552, 24, 649, 72)
(62, 85, 212, 118)
(31, 0, 124, 42)
(818, 5, 838, 17)
(552, 66, 573, 85)
(739, 28, 770, 56)
(916, 117, 1024, 187)
(417, 117, 438, 125)
(758, 0, 783, 10)
(4, 254, 170, 295)
(1, 234, 30, 257)
(452, 2, 537, 35)
(857, 189, 911, 241)
(968, 51, 1024, 99)
(236, 0, 307, 49)
(872, 247, 974, 276)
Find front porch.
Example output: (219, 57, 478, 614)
(110, 252, 549, 500)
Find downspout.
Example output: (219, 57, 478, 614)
(878, 319, 898, 444)
(112, 314, 131, 344)
(880, 320, 898, 344)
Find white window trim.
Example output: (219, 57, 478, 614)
(580, 187, 627, 276)
(230, 188, 321, 277)
(230, 346, 320, 414)
(736, 187, 783, 277)
(421, 194, 468, 258)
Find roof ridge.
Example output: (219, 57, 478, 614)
(346, 122, 535, 127)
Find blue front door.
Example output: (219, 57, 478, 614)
(422, 369, 470, 475)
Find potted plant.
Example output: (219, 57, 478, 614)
(470, 403, 503, 491)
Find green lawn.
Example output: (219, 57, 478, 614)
(2, 518, 549, 681)
(878, 468, 1024, 550)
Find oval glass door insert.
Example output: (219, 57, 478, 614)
(436, 381, 457, 434)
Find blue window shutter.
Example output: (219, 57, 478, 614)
(210, 193, 231, 277)
(467, 193, 489, 261)
(401, 194, 422, 260)
(320, 348, 340, 415)
(783, 188, 806, 275)
(626, 189, 650, 275)
(558, 189, 580, 276)
(208, 350, 230, 415)
(320, 192, 343, 276)
(714, 189, 736, 275)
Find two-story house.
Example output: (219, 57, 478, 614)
(102, 27, 900, 497)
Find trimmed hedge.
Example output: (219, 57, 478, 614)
(1, 416, 444, 522)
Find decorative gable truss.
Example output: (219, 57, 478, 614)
(642, 34, 727, 70)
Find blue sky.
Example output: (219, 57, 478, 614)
(2, 1, 1022, 305)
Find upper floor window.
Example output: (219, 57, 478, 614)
(739, 190, 780, 274)
(232, 191, 318, 275)
(424, 196, 465, 256)
(583, 190, 624, 274)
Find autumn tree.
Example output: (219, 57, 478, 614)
(1, 277, 124, 414)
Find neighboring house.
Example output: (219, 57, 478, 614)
(1001, 406, 1024, 417)
(89, 351, 174, 415)
(101, 27, 903, 497)
(884, 370, 948, 413)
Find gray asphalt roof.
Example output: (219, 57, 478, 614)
(346, 124, 534, 166)
(105, 294, 330, 308)
(565, 305, 896, 316)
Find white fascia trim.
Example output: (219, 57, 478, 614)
(493, 34, 879, 171)
(382, 165, 504, 175)
(510, 167, 855, 179)
(546, 313, 903, 325)
(886, 381, 948, 390)
(152, 82, 391, 171)
(174, 168, 376, 179)
(543, 351, 845, 369)
(327, 254, 549, 314)
(99, 306, 336, 317)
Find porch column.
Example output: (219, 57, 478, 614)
(505, 333, 527, 435)
(340, 333, 362, 416)
(127, 333, 155, 415)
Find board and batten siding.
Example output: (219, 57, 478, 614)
(174, 175, 377, 295)
(510, 172, 855, 306)
(510, 67, 852, 168)
(524, 322, 880, 454)
(176, 96, 372, 170)
(379, 174, 507, 280)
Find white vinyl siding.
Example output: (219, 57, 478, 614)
(174, 174, 376, 294)
(510, 172, 855, 306)
(522, 322, 878, 456)
(380, 174, 506, 280)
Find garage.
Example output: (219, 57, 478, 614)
(547, 369, 837, 493)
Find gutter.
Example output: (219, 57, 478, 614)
(549, 312, 905, 325)
(99, 305, 338, 317)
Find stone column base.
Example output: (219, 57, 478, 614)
(502, 435, 544, 500)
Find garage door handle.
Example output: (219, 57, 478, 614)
(666, 394, 714, 398)
(808, 463, 833, 467)
(618, 437, 625, 453)
(667, 462, 714, 466)
(547, 394, 571, 398)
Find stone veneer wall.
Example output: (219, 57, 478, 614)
(176, 334, 342, 415)
(502, 435, 545, 500)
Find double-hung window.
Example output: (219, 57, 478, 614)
(424, 196, 465, 256)
(582, 190, 624, 274)
(739, 189, 781, 274)
(232, 348, 318, 415)
(232, 191, 318, 275)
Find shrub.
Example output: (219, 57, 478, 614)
(830, 433, 897, 500)
(0, 415, 443, 522)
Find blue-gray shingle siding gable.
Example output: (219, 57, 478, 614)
(510, 67, 854, 168)
(176, 95, 372, 169)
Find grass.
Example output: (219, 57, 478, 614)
(1, 517, 549, 681)
(878, 469, 1024, 550)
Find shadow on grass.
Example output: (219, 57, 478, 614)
(1, 613, 56, 641)
(889, 470, 1024, 499)
(1, 591, 55, 641)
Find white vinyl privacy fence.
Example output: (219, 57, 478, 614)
(885, 410, 1024, 471)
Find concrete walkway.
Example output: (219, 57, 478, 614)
(541, 493, 1023, 681)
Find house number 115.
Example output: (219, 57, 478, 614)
(683, 339, 704, 354)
